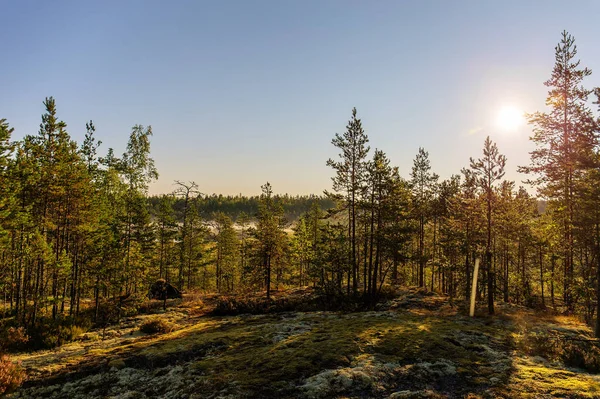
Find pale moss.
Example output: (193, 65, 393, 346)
(506, 360, 600, 398)
(10, 296, 600, 398)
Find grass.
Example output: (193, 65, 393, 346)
(138, 318, 177, 334)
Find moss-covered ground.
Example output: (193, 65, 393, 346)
(7, 288, 600, 398)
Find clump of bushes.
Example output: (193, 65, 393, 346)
(180, 292, 204, 314)
(90, 294, 155, 329)
(0, 354, 25, 395)
(1, 327, 29, 352)
(0, 316, 91, 351)
(137, 298, 171, 314)
(27, 316, 91, 350)
(212, 296, 300, 316)
(120, 294, 153, 317)
(523, 331, 600, 372)
(211, 289, 371, 316)
(139, 318, 176, 334)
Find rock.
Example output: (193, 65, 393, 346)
(108, 391, 146, 399)
(108, 359, 127, 370)
(412, 359, 457, 379)
(301, 365, 375, 398)
(533, 355, 549, 365)
(148, 279, 182, 301)
(388, 389, 440, 398)
(389, 391, 415, 398)
(271, 321, 312, 343)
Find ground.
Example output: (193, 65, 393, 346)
(6, 289, 600, 398)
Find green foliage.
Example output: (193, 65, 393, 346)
(519, 31, 598, 314)
(148, 193, 334, 222)
(469, 136, 507, 315)
(25, 316, 91, 349)
(326, 107, 371, 294)
(254, 182, 288, 299)
(214, 212, 239, 292)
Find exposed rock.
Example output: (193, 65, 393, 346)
(489, 376, 500, 385)
(301, 356, 397, 398)
(108, 359, 127, 370)
(9, 290, 600, 399)
(271, 321, 312, 343)
(148, 279, 182, 301)
(301, 367, 374, 398)
(412, 359, 457, 379)
(388, 390, 441, 398)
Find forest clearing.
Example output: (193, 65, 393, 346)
(6, 288, 600, 398)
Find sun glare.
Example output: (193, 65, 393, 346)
(496, 106, 525, 132)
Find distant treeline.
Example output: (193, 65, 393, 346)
(148, 194, 335, 222)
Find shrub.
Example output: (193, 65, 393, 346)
(120, 294, 151, 317)
(0, 354, 25, 395)
(523, 331, 600, 372)
(136, 298, 169, 314)
(211, 290, 368, 316)
(212, 297, 273, 316)
(180, 292, 204, 311)
(139, 318, 176, 334)
(26, 317, 91, 350)
(1, 327, 29, 352)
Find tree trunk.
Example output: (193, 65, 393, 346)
(540, 245, 545, 308)
(419, 216, 425, 288)
(595, 223, 600, 337)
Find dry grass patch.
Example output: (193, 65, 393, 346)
(139, 318, 177, 335)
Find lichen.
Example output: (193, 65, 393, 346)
(9, 291, 600, 399)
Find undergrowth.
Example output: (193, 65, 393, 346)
(211, 288, 393, 316)
(0, 354, 25, 395)
(521, 331, 600, 372)
(139, 318, 176, 334)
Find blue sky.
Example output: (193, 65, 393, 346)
(3, 1, 600, 195)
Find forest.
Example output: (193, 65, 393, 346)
(2, 30, 600, 397)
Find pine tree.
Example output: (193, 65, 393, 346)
(519, 31, 597, 311)
(0, 119, 14, 317)
(256, 182, 286, 299)
(156, 195, 177, 281)
(0, 119, 14, 240)
(326, 108, 370, 294)
(214, 212, 239, 292)
(365, 150, 397, 300)
(174, 181, 200, 290)
(469, 136, 506, 315)
(435, 175, 461, 295)
(409, 147, 438, 288)
(236, 211, 252, 287)
(120, 125, 158, 294)
(291, 216, 313, 287)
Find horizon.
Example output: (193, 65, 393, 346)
(4, 1, 600, 196)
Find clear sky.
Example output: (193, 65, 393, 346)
(3, 1, 600, 196)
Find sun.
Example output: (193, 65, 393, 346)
(495, 105, 525, 132)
